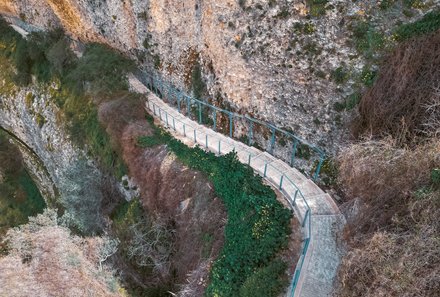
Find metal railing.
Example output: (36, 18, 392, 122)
(136, 70, 326, 180)
(147, 100, 312, 297)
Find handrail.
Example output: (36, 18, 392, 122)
(147, 100, 312, 296)
(135, 70, 326, 180)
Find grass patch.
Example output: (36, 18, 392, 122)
(306, 0, 329, 17)
(331, 66, 349, 84)
(137, 115, 292, 297)
(351, 21, 386, 59)
(394, 10, 440, 41)
(239, 259, 288, 297)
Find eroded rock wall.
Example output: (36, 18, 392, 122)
(0, 79, 108, 233)
(2, 0, 439, 153)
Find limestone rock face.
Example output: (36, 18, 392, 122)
(1, 0, 438, 154)
(0, 79, 109, 232)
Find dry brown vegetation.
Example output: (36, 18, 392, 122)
(335, 139, 440, 297)
(335, 24, 440, 297)
(338, 139, 439, 233)
(0, 209, 126, 297)
(98, 93, 227, 295)
(354, 30, 440, 144)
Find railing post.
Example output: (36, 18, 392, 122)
(229, 112, 233, 138)
(248, 153, 251, 165)
(213, 109, 217, 131)
(159, 108, 162, 120)
(198, 102, 202, 124)
(293, 189, 298, 204)
(279, 175, 284, 190)
(302, 209, 310, 227)
(183, 124, 186, 137)
(264, 163, 268, 177)
(173, 118, 176, 130)
(194, 129, 197, 143)
(303, 237, 310, 254)
(291, 139, 299, 167)
(205, 134, 208, 148)
(165, 111, 169, 126)
(218, 140, 221, 154)
(153, 104, 156, 115)
(313, 155, 324, 181)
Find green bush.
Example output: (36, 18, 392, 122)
(345, 92, 361, 110)
(331, 66, 349, 84)
(307, 0, 329, 17)
(379, 0, 396, 10)
(138, 116, 292, 297)
(239, 260, 288, 297)
(64, 43, 134, 95)
(394, 10, 440, 41)
(297, 143, 312, 160)
(351, 21, 385, 58)
(360, 66, 377, 87)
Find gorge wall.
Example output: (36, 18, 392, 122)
(0, 57, 130, 233)
(4, 0, 435, 153)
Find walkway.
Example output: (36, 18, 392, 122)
(4, 16, 345, 297)
(129, 75, 345, 297)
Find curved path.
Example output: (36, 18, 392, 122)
(129, 74, 345, 297)
(4, 16, 345, 297)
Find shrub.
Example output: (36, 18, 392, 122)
(379, 0, 396, 10)
(64, 43, 134, 95)
(293, 22, 316, 35)
(239, 260, 288, 297)
(344, 92, 361, 110)
(331, 66, 349, 84)
(35, 113, 46, 128)
(306, 0, 329, 17)
(394, 10, 440, 41)
(296, 143, 311, 160)
(350, 21, 385, 59)
(360, 66, 377, 87)
(153, 54, 161, 69)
